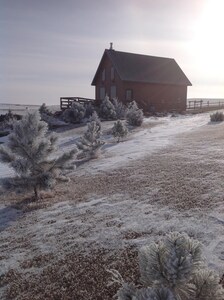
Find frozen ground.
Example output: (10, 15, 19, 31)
(0, 112, 224, 299)
(0, 113, 208, 177)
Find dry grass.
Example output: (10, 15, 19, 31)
(1, 120, 224, 299)
(1, 247, 138, 300)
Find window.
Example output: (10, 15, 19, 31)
(110, 86, 116, 99)
(126, 89, 133, 101)
(99, 87, 105, 100)
(111, 67, 115, 81)
(102, 69, 105, 81)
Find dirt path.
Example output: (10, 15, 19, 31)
(1, 121, 224, 299)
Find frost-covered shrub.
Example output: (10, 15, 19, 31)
(126, 101, 143, 126)
(77, 121, 104, 159)
(89, 111, 101, 131)
(100, 95, 116, 120)
(210, 111, 224, 122)
(112, 98, 127, 119)
(0, 112, 76, 199)
(41, 113, 67, 129)
(39, 103, 51, 115)
(84, 102, 95, 118)
(0, 110, 19, 131)
(63, 102, 86, 123)
(115, 232, 224, 300)
(112, 120, 128, 142)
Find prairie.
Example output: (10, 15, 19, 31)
(0, 112, 224, 299)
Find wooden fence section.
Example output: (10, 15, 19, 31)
(187, 100, 224, 111)
(60, 97, 97, 110)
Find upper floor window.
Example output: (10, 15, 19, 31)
(99, 87, 106, 100)
(111, 67, 115, 81)
(110, 85, 116, 99)
(102, 69, 105, 81)
(126, 89, 133, 101)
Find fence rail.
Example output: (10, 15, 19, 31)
(60, 97, 97, 110)
(187, 100, 224, 110)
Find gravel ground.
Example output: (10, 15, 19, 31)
(1, 120, 224, 299)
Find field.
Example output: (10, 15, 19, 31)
(0, 112, 224, 299)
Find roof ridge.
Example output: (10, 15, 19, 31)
(105, 49, 174, 61)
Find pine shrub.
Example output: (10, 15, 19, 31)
(100, 95, 117, 120)
(77, 120, 104, 159)
(115, 232, 224, 300)
(210, 111, 224, 122)
(126, 101, 143, 126)
(112, 120, 128, 142)
(63, 102, 86, 124)
(0, 112, 76, 199)
(84, 102, 95, 118)
(89, 111, 101, 131)
(39, 103, 51, 115)
(112, 98, 127, 119)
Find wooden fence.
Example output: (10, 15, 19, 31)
(187, 100, 224, 111)
(60, 97, 97, 110)
(60, 97, 224, 113)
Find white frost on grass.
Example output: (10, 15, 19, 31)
(1, 110, 224, 285)
(1, 195, 223, 277)
(77, 113, 212, 174)
(0, 112, 214, 178)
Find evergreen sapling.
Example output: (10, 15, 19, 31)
(77, 120, 104, 159)
(89, 111, 101, 131)
(126, 101, 144, 126)
(100, 95, 117, 120)
(115, 232, 224, 300)
(84, 102, 95, 118)
(39, 103, 51, 115)
(63, 102, 86, 124)
(112, 98, 127, 119)
(112, 120, 128, 142)
(0, 112, 76, 199)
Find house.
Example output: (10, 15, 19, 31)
(91, 44, 192, 113)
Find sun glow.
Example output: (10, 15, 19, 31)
(192, 0, 224, 78)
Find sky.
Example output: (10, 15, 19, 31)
(1, 0, 224, 105)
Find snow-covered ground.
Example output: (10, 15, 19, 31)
(1, 111, 224, 299)
(0, 113, 208, 177)
(45, 113, 212, 173)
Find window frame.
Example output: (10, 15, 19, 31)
(111, 67, 115, 81)
(125, 89, 133, 101)
(99, 86, 106, 100)
(110, 85, 116, 99)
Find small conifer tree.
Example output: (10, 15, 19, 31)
(63, 102, 86, 123)
(39, 103, 51, 115)
(112, 98, 127, 119)
(115, 232, 224, 300)
(89, 111, 101, 131)
(84, 102, 95, 118)
(126, 101, 144, 126)
(77, 120, 104, 159)
(112, 120, 128, 142)
(0, 112, 76, 199)
(210, 111, 224, 122)
(100, 95, 117, 120)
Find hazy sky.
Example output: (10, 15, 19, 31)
(1, 0, 224, 105)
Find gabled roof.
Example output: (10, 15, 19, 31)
(91, 49, 192, 86)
